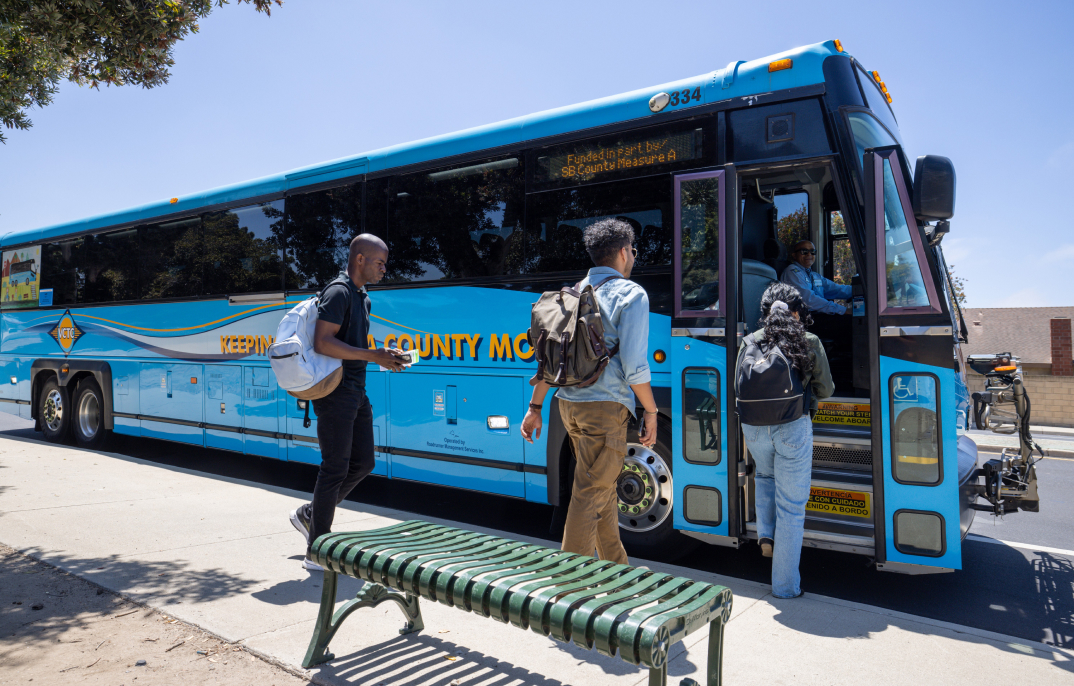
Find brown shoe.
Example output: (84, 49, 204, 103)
(759, 538, 773, 558)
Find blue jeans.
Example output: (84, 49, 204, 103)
(742, 415, 813, 598)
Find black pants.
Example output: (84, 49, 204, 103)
(300, 385, 375, 553)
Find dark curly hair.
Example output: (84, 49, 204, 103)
(583, 218, 635, 266)
(758, 282, 813, 374)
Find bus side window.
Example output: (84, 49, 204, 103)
(526, 175, 671, 275)
(202, 201, 285, 296)
(385, 156, 524, 284)
(283, 184, 361, 292)
(138, 217, 203, 300)
(38, 240, 79, 308)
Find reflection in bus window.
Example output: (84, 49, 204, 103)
(774, 191, 809, 249)
(679, 176, 721, 313)
(891, 374, 941, 485)
(139, 217, 202, 299)
(829, 211, 854, 286)
(528, 176, 671, 275)
(881, 159, 929, 308)
(202, 201, 284, 295)
(848, 111, 896, 172)
(76, 230, 140, 303)
(284, 184, 360, 291)
(388, 157, 524, 283)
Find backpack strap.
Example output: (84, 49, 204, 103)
(587, 275, 624, 360)
(319, 278, 354, 344)
(303, 401, 312, 429)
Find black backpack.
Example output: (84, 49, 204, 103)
(735, 333, 809, 426)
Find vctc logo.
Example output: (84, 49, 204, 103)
(48, 310, 84, 356)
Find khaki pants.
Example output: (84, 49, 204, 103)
(560, 399, 630, 565)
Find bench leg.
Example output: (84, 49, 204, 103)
(648, 664, 667, 686)
(705, 617, 725, 686)
(303, 569, 340, 668)
(302, 576, 425, 669)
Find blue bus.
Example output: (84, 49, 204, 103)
(0, 41, 1040, 573)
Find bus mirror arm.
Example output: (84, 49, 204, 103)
(926, 220, 949, 247)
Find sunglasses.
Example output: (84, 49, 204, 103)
(795, 249, 817, 255)
(631, 246, 638, 258)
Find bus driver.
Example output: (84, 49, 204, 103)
(780, 240, 852, 315)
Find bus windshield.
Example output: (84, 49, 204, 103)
(847, 111, 897, 173)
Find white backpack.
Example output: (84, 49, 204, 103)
(268, 284, 350, 420)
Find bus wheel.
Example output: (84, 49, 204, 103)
(618, 419, 698, 561)
(39, 378, 71, 443)
(73, 377, 110, 450)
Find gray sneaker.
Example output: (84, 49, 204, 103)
(289, 508, 311, 545)
(302, 557, 323, 572)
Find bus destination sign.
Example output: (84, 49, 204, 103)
(537, 127, 703, 184)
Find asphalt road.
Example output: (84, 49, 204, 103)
(1, 413, 1070, 649)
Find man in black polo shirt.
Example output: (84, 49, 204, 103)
(289, 234, 404, 571)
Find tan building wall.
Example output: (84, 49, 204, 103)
(966, 373, 1074, 428)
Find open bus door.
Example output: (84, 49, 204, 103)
(670, 165, 743, 547)
(863, 148, 962, 573)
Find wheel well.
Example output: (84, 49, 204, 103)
(29, 360, 114, 430)
(30, 369, 57, 417)
(549, 404, 671, 508)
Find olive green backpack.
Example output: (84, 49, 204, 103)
(527, 276, 621, 387)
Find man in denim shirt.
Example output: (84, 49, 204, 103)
(521, 218, 658, 565)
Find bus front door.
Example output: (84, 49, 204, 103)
(670, 166, 743, 546)
(863, 148, 961, 573)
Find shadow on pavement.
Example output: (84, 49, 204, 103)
(16, 545, 262, 608)
(252, 572, 365, 607)
(320, 633, 570, 686)
(767, 542, 1074, 673)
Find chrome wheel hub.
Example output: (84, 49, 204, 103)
(43, 389, 64, 432)
(78, 391, 100, 440)
(617, 443, 673, 533)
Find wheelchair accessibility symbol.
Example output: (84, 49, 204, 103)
(892, 376, 919, 402)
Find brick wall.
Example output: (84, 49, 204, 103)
(966, 373, 1074, 428)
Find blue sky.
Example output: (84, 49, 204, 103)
(1, 0, 1071, 307)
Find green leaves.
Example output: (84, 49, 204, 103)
(0, 0, 280, 142)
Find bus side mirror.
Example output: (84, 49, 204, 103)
(913, 155, 956, 222)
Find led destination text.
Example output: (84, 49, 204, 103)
(538, 128, 702, 183)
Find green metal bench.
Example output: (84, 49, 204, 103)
(302, 520, 733, 686)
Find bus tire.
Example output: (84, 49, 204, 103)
(72, 377, 110, 450)
(618, 417, 699, 561)
(39, 377, 71, 443)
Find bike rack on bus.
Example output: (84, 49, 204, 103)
(968, 353, 1042, 516)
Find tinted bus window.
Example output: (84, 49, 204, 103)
(387, 157, 524, 283)
(39, 240, 79, 307)
(76, 229, 140, 303)
(527, 175, 672, 274)
(34, 231, 141, 307)
(139, 217, 202, 299)
(284, 184, 361, 291)
(202, 201, 285, 295)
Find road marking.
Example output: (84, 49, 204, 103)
(966, 534, 1074, 557)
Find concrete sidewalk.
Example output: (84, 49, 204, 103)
(1, 435, 1071, 686)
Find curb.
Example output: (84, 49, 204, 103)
(977, 446, 1074, 460)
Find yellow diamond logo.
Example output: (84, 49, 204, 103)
(48, 310, 84, 356)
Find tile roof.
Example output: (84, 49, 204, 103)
(962, 307, 1074, 364)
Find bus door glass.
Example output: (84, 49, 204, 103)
(670, 166, 739, 541)
(864, 148, 961, 570)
